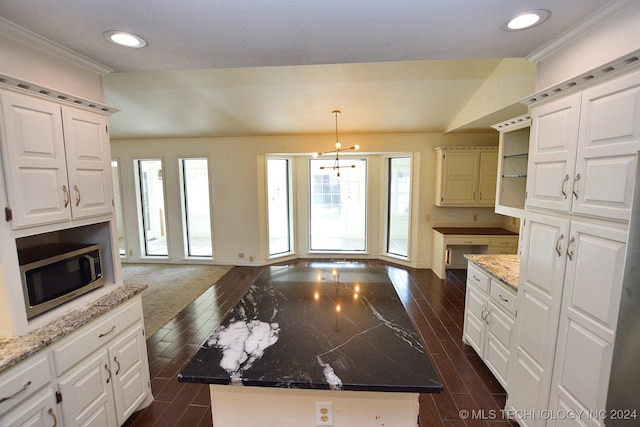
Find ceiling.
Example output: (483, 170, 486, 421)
(0, 1, 612, 139)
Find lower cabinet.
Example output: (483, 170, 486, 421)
(0, 389, 59, 427)
(463, 262, 517, 390)
(0, 295, 152, 427)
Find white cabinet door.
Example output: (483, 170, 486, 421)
(58, 350, 117, 427)
(572, 70, 640, 221)
(62, 108, 113, 219)
(527, 93, 581, 213)
(507, 212, 570, 427)
(0, 389, 59, 427)
(463, 283, 487, 356)
(484, 300, 514, 388)
(108, 324, 151, 426)
(0, 92, 70, 228)
(441, 151, 480, 205)
(547, 221, 627, 426)
(478, 151, 498, 206)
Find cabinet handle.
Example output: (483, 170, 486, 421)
(105, 364, 112, 383)
(74, 184, 81, 207)
(62, 185, 70, 208)
(0, 380, 31, 403)
(473, 191, 476, 200)
(472, 274, 481, 282)
(98, 325, 116, 338)
(49, 408, 58, 427)
(561, 174, 569, 199)
(498, 294, 509, 303)
(572, 173, 581, 199)
(555, 233, 564, 257)
(114, 356, 121, 376)
(567, 236, 575, 260)
(479, 192, 483, 200)
(482, 308, 490, 324)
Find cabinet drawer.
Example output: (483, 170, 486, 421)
(0, 354, 51, 415)
(490, 280, 517, 315)
(52, 297, 143, 377)
(490, 237, 518, 247)
(489, 246, 518, 255)
(447, 237, 490, 245)
(467, 263, 490, 293)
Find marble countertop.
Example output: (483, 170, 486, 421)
(179, 264, 443, 393)
(0, 284, 147, 373)
(464, 254, 520, 291)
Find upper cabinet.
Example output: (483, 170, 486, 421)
(434, 147, 498, 207)
(527, 68, 640, 221)
(492, 115, 531, 218)
(0, 90, 113, 229)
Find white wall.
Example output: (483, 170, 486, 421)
(534, 1, 640, 90)
(111, 132, 507, 269)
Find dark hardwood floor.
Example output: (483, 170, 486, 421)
(123, 259, 518, 427)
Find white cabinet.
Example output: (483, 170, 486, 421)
(508, 67, 640, 426)
(0, 296, 152, 427)
(0, 389, 59, 427)
(434, 147, 498, 206)
(57, 349, 118, 427)
(0, 354, 57, 427)
(463, 262, 516, 390)
(492, 115, 531, 218)
(0, 90, 113, 229)
(527, 69, 640, 221)
(53, 297, 151, 427)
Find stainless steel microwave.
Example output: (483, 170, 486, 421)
(18, 243, 105, 319)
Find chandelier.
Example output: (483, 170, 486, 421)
(312, 110, 360, 177)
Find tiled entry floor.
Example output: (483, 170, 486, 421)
(123, 260, 518, 427)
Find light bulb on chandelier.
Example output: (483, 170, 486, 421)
(312, 110, 360, 176)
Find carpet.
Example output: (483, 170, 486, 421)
(121, 263, 233, 338)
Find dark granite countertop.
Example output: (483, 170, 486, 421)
(432, 227, 518, 236)
(179, 264, 442, 394)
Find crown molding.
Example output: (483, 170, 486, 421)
(521, 48, 640, 107)
(527, 0, 638, 64)
(491, 114, 531, 131)
(0, 17, 113, 75)
(0, 72, 119, 116)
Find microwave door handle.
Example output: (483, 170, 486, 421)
(83, 254, 97, 281)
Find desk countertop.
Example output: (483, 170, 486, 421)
(433, 227, 518, 236)
(179, 264, 443, 393)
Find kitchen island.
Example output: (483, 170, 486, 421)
(179, 263, 442, 426)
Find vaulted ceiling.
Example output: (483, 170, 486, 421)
(0, 1, 611, 138)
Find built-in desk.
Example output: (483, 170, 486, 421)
(431, 227, 518, 279)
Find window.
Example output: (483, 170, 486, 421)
(309, 158, 366, 251)
(181, 158, 213, 257)
(111, 160, 126, 256)
(267, 158, 293, 256)
(137, 159, 168, 256)
(386, 156, 411, 257)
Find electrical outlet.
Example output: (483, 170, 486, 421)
(249, 255, 254, 262)
(315, 401, 333, 426)
(473, 214, 478, 221)
(238, 252, 245, 258)
(425, 214, 431, 222)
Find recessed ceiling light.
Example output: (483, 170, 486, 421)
(503, 9, 550, 31)
(104, 30, 147, 48)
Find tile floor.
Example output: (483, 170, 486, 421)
(123, 259, 518, 427)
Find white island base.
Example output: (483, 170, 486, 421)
(209, 385, 419, 427)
